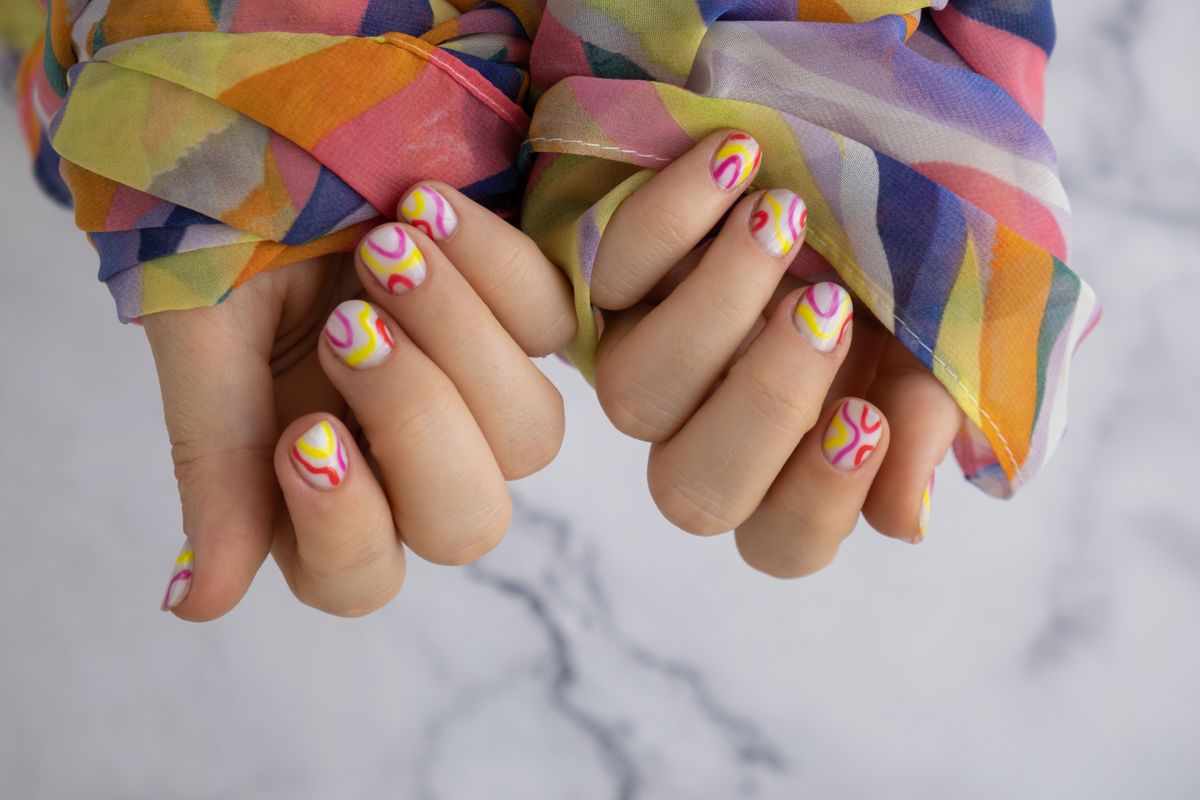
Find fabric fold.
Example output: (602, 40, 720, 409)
(522, 1, 1100, 497)
(1, 0, 1099, 497)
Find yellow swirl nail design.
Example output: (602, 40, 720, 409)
(161, 540, 194, 611)
(750, 189, 808, 257)
(915, 473, 935, 543)
(291, 421, 347, 490)
(324, 300, 393, 370)
(400, 185, 458, 242)
(360, 224, 427, 295)
(710, 132, 761, 192)
(793, 282, 853, 352)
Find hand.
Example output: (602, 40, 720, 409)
(149, 183, 576, 619)
(591, 131, 961, 577)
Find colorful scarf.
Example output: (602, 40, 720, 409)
(521, 0, 1100, 497)
(5, 0, 1098, 498)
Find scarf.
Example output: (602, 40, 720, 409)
(6, 0, 1098, 497)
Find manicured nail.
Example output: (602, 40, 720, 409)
(794, 282, 853, 352)
(359, 224, 427, 295)
(399, 185, 459, 242)
(161, 539, 194, 612)
(710, 132, 761, 192)
(914, 473, 935, 544)
(750, 189, 807, 257)
(324, 300, 394, 370)
(290, 420, 348, 490)
(822, 399, 884, 471)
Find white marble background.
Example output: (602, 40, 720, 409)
(1, 1, 1197, 797)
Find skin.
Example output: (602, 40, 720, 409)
(150, 133, 963, 620)
(590, 131, 964, 577)
(146, 184, 576, 620)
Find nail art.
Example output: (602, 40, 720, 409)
(290, 421, 348, 490)
(914, 473, 935, 544)
(822, 399, 883, 471)
(324, 300, 394, 370)
(161, 539, 194, 611)
(710, 132, 761, 192)
(793, 282, 853, 352)
(360, 224, 427, 295)
(751, 189, 808, 258)
(399, 185, 458, 242)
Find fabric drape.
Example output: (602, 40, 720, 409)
(4, 0, 1098, 497)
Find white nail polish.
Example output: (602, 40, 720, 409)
(161, 539, 194, 611)
(359, 224, 427, 295)
(324, 300, 394, 370)
(400, 185, 459, 242)
(793, 282, 853, 352)
(290, 421, 348, 490)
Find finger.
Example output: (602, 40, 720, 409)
(144, 295, 279, 621)
(319, 299, 511, 565)
(355, 222, 564, 479)
(735, 398, 890, 578)
(272, 415, 405, 617)
(863, 339, 964, 543)
(647, 283, 854, 535)
(591, 130, 763, 310)
(595, 189, 807, 441)
(397, 182, 576, 356)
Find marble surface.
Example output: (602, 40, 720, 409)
(1, 1, 1198, 797)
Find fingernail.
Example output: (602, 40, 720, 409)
(913, 473, 935, 544)
(750, 189, 807, 257)
(710, 132, 761, 192)
(324, 300, 394, 370)
(399, 185, 459, 242)
(822, 399, 884, 471)
(794, 282, 853, 352)
(161, 539, 194, 612)
(291, 420, 348, 490)
(360, 224, 427, 295)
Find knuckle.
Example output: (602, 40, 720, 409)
(648, 458, 743, 536)
(593, 206, 694, 309)
(497, 413, 564, 480)
(292, 565, 405, 619)
(740, 543, 835, 580)
(732, 365, 821, 436)
(522, 303, 577, 358)
(476, 238, 534, 299)
(420, 493, 512, 566)
(595, 365, 682, 443)
(171, 439, 274, 484)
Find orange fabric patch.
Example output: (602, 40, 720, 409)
(218, 37, 427, 151)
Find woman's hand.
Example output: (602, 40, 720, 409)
(149, 184, 576, 619)
(591, 131, 962, 577)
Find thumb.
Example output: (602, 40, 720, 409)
(144, 293, 279, 621)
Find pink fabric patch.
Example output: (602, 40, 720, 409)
(913, 161, 1067, 261)
(231, 0, 370, 35)
(934, 4, 1048, 124)
(530, 11, 593, 93)
(105, 184, 166, 230)
(312, 64, 520, 213)
(268, 131, 320, 212)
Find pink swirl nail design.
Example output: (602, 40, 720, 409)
(793, 282, 853, 352)
(751, 189, 808, 257)
(161, 540, 194, 611)
(400, 185, 458, 242)
(359, 224, 427, 295)
(291, 421, 348, 490)
(710, 132, 761, 192)
(324, 300, 393, 370)
(822, 399, 883, 471)
(915, 472, 935, 543)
